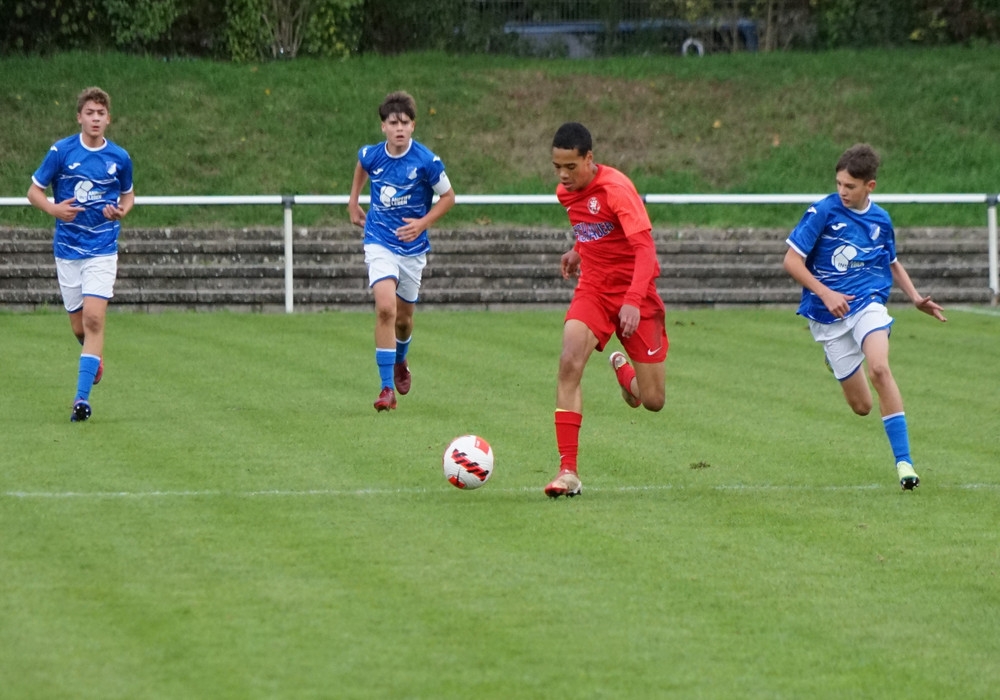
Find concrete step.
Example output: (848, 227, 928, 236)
(2, 226, 993, 311)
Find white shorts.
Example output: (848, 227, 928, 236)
(809, 303, 894, 380)
(55, 255, 118, 313)
(364, 243, 426, 304)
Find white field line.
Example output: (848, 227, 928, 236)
(951, 305, 1000, 317)
(3, 482, 998, 500)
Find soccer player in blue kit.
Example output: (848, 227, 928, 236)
(27, 87, 134, 422)
(348, 91, 456, 412)
(783, 144, 945, 490)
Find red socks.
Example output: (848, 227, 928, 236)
(615, 361, 636, 394)
(554, 410, 583, 473)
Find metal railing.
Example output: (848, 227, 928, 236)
(2, 193, 997, 312)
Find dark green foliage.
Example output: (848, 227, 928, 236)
(1, 1, 996, 59)
(0, 0, 361, 60)
(1, 0, 108, 54)
(357, 0, 463, 53)
(812, 0, 1000, 48)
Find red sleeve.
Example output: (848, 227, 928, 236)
(624, 233, 659, 308)
(603, 179, 658, 307)
(605, 177, 652, 237)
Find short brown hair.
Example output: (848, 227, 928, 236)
(379, 91, 416, 122)
(836, 143, 880, 182)
(77, 86, 111, 114)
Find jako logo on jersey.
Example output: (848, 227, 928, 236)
(573, 221, 615, 243)
(67, 162, 81, 170)
(588, 197, 601, 215)
(373, 168, 384, 175)
(831, 222, 847, 231)
(831, 244, 861, 272)
(74, 180, 102, 204)
(378, 185, 411, 208)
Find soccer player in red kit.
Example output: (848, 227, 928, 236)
(544, 122, 668, 499)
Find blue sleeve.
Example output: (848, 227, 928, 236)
(883, 215, 897, 262)
(787, 200, 827, 257)
(358, 144, 376, 173)
(426, 156, 446, 188)
(118, 151, 134, 194)
(32, 145, 60, 189)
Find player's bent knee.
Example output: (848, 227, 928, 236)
(641, 393, 665, 412)
(867, 364, 894, 388)
(81, 314, 105, 335)
(850, 400, 872, 416)
(642, 399, 665, 412)
(558, 360, 586, 385)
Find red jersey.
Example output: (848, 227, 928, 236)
(556, 164, 660, 307)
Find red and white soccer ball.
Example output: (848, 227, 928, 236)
(443, 435, 494, 490)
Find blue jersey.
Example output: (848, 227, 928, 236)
(786, 193, 896, 324)
(32, 133, 134, 260)
(358, 139, 446, 256)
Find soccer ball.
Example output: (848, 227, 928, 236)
(442, 435, 494, 490)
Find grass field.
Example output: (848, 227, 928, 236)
(2, 307, 998, 699)
(3, 47, 1000, 229)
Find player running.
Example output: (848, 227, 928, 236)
(348, 91, 456, 412)
(544, 122, 668, 499)
(27, 86, 134, 422)
(783, 143, 946, 490)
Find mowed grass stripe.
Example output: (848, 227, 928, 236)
(2, 308, 998, 699)
(7, 482, 1000, 499)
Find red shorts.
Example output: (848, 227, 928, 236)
(566, 285, 668, 363)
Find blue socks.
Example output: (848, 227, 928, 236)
(882, 413, 912, 464)
(378, 336, 411, 391)
(396, 336, 411, 365)
(376, 348, 395, 390)
(76, 354, 100, 401)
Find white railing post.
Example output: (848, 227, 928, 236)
(988, 194, 998, 306)
(283, 195, 294, 313)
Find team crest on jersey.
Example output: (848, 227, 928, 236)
(106, 162, 118, 176)
(407, 167, 418, 180)
(869, 225, 881, 240)
(588, 197, 600, 215)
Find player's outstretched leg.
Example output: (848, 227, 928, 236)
(71, 398, 91, 422)
(373, 387, 397, 412)
(544, 469, 582, 499)
(394, 360, 411, 395)
(609, 351, 641, 408)
(896, 461, 920, 491)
